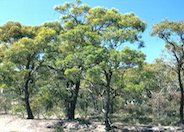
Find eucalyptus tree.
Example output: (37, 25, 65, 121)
(0, 22, 56, 119)
(53, 0, 106, 120)
(85, 47, 145, 130)
(85, 7, 146, 131)
(54, 1, 146, 129)
(152, 20, 184, 123)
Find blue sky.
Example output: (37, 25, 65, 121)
(0, 0, 184, 62)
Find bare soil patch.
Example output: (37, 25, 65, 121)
(0, 114, 184, 132)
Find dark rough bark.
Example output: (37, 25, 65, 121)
(110, 98, 114, 114)
(24, 78, 34, 119)
(104, 70, 112, 131)
(24, 58, 34, 119)
(66, 81, 80, 120)
(178, 68, 184, 124)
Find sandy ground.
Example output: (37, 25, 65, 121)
(0, 114, 105, 132)
(0, 114, 184, 132)
(0, 115, 58, 132)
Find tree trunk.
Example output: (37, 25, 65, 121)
(4, 105, 7, 114)
(110, 97, 114, 114)
(24, 78, 34, 119)
(104, 70, 112, 131)
(178, 68, 184, 124)
(105, 85, 111, 131)
(66, 81, 80, 120)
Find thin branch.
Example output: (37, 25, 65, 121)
(162, 34, 180, 63)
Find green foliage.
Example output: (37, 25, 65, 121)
(0, 22, 57, 118)
(0, 0, 182, 127)
(151, 20, 184, 62)
(152, 20, 184, 123)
